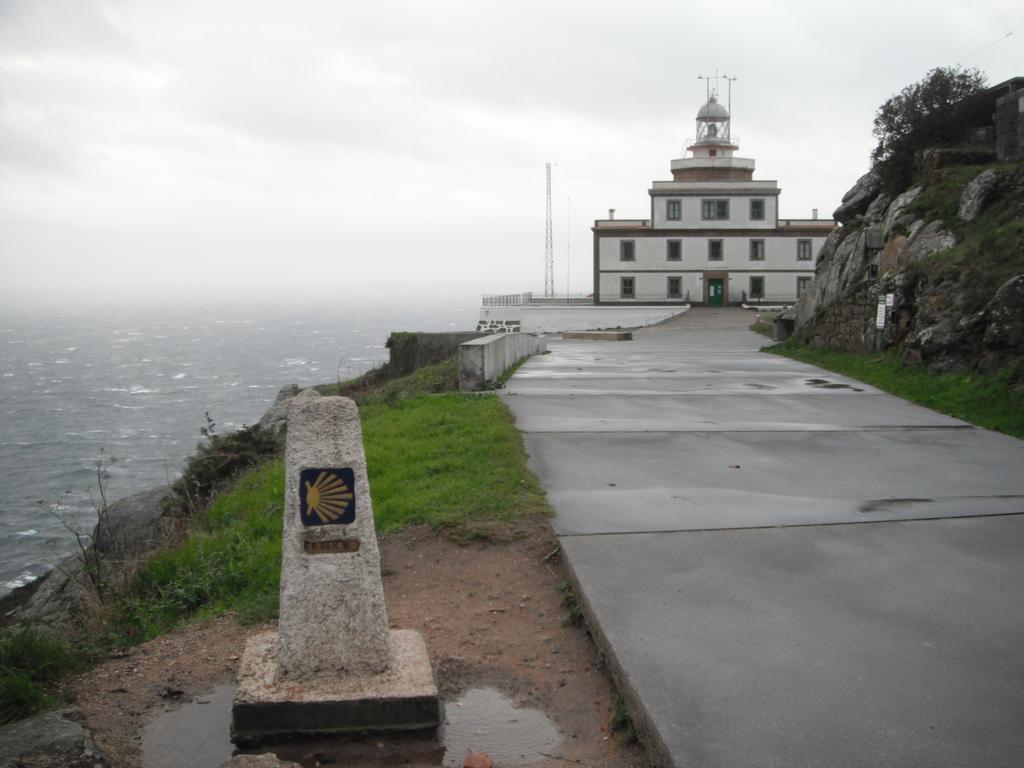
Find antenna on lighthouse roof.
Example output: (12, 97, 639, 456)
(697, 70, 721, 102)
(721, 74, 737, 140)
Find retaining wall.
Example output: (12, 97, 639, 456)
(458, 333, 546, 391)
(386, 331, 485, 376)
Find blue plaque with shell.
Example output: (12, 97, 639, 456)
(299, 467, 356, 526)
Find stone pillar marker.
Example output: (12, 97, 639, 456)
(232, 393, 439, 744)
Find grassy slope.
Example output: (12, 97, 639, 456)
(112, 389, 548, 643)
(1, 356, 550, 721)
(363, 393, 549, 532)
(766, 343, 1024, 439)
(904, 162, 1024, 317)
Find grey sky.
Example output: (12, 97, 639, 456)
(1, 0, 1020, 307)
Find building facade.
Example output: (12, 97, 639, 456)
(593, 92, 834, 305)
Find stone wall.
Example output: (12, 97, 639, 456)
(476, 318, 521, 333)
(996, 88, 1024, 162)
(385, 332, 485, 377)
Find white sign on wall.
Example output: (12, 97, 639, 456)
(875, 297, 887, 329)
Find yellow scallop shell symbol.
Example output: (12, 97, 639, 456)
(305, 471, 354, 524)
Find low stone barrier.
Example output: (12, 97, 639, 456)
(561, 331, 632, 341)
(458, 333, 546, 391)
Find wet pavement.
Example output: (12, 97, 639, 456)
(503, 307, 1024, 768)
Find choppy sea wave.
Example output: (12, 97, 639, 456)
(0, 299, 475, 596)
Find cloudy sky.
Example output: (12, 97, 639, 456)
(0, 0, 1019, 308)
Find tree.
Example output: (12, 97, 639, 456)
(871, 66, 988, 192)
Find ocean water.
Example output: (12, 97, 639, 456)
(0, 299, 475, 596)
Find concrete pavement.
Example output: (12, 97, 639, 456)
(503, 308, 1024, 768)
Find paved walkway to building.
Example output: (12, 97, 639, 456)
(503, 307, 1024, 768)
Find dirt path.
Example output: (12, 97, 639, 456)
(66, 516, 646, 767)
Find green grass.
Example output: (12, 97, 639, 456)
(361, 358, 459, 404)
(494, 354, 533, 388)
(113, 460, 285, 643)
(609, 694, 638, 743)
(108, 391, 549, 644)
(314, 357, 459, 403)
(0, 626, 92, 724)
(361, 393, 550, 532)
(766, 343, 1024, 439)
(905, 164, 989, 225)
(903, 161, 1024, 316)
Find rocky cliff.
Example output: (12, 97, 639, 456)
(793, 155, 1024, 375)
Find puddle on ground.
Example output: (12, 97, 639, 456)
(142, 684, 236, 768)
(142, 685, 560, 768)
(859, 497, 934, 514)
(805, 378, 864, 392)
(439, 687, 561, 765)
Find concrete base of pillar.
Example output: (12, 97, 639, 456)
(231, 629, 439, 745)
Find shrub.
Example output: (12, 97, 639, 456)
(0, 626, 90, 724)
(170, 415, 281, 516)
(871, 66, 988, 192)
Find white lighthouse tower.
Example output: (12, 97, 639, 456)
(671, 87, 755, 182)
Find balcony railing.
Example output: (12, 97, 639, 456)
(482, 292, 595, 307)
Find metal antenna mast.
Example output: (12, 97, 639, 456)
(697, 69, 720, 102)
(545, 162, 554, 297)
(722, 74, 738, 140)
(566, 195, 571, 296)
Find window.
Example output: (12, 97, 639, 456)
(749, 239, 765, 261)
(750, 199, 765, 221)
(666, 240, 681, 261)
(666, 199, 681, 221)
(709, 149, 718, 157)
(796, 276, 811, 298)
(620, 240, 635, 262)
(620, 277, 635, 299)
(749, 276, 765, 299)
(667, 276, 682, 299)
(797, 239, 813, 260)
(708, 239, 723, 261)
(701, 199, 729, 220)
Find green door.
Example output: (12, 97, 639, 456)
(708, 279, 724, 306)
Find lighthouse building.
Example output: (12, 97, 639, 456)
(593, 91, 833, 306)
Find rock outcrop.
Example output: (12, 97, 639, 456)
(796, 162, 1023, 373)
(832, 170, 881, 224)
(958, 168, 999, 221)
(983, 274, 1024, 351)
(0, 708, 111, 768)
(98, 486, 177, 560)
(2, 486, 178, 627)
(256, 383, 301, 436)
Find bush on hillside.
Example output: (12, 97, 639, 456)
(170, 415, 281, 516)
(871, 66, 988, 192)
(0, 625, 90, 724)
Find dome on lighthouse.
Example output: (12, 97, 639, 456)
(697, 94, 729, 120)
